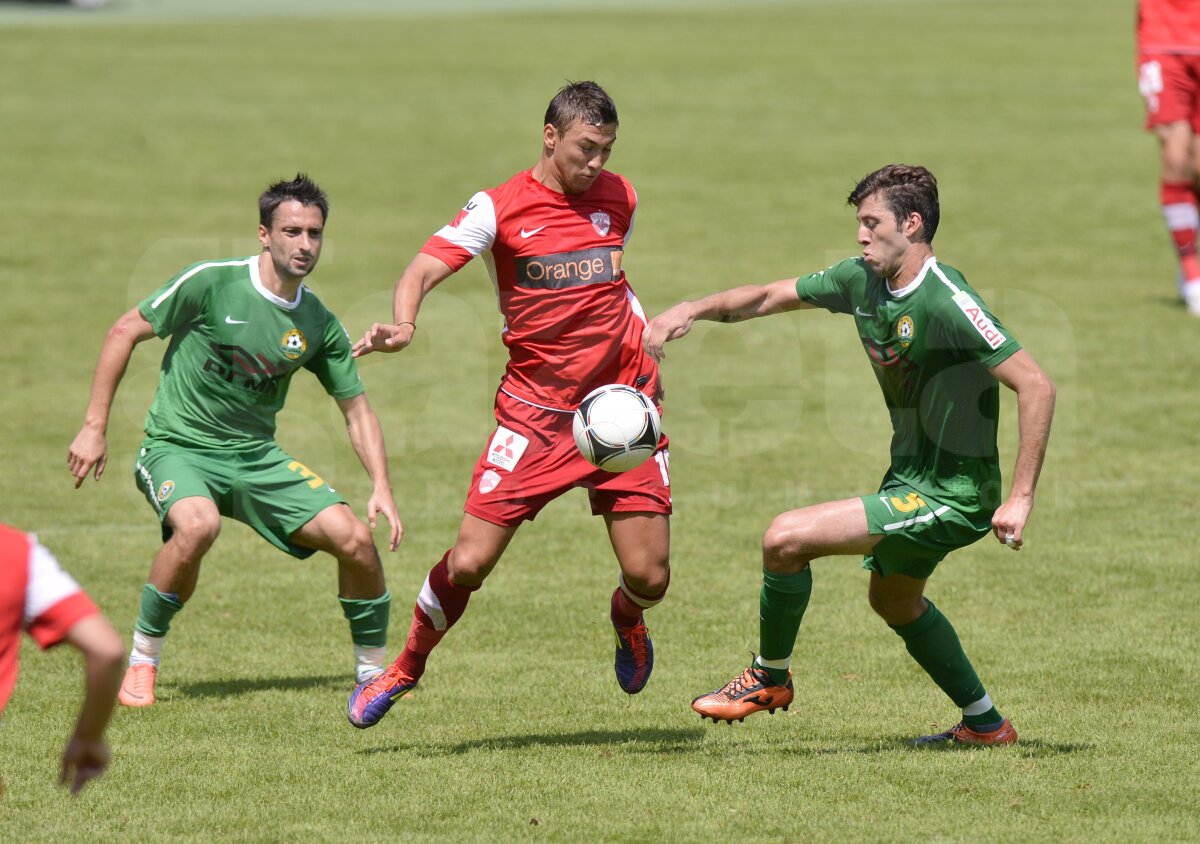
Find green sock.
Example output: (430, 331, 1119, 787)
(339, 591, 391, 648)
(134, 583, 184, 637)
(757, 568, 813, 685)
(890, 600, 1000, 724)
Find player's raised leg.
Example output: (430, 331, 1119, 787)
(605, 512, 669, 694)
(121, 496, 220, 708)
(290, 503, 391, 684)
(348, 514, 517, 729)
(692, 497, 878, 723)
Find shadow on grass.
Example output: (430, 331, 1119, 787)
(811, 736, 1093, 756)
(169, 674, 346, 698)
(361, 726, 707, 757)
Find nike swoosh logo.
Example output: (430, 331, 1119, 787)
(225, 316, 249, 324)
(520, 226, 547, 238)
(854, 307, 873, 317)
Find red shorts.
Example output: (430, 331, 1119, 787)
(463, 390, 672, 527)
(1139, 52, 1200, 131)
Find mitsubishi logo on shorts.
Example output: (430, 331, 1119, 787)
(486, 425, 529, 471)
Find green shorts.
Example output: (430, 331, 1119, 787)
(132, 440, 346, 559)
(860, 480, 991, 580)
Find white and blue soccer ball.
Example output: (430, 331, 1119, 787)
(572, 384, 661, 472)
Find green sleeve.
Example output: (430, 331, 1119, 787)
(932, 285, 1022, 368)
(136, 262, 214, 337)
(306, 312, 365, 400)
(793, 257, 863, 315)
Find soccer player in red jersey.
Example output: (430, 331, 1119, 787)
(348, 81, 670, 728)
(0, 524, 124, 794)
(1137, 0, 1200, 314)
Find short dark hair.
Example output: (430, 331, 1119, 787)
(544, 81, 618, 134)
(847, 164, 939, 244)
(259, 173, 329, 228)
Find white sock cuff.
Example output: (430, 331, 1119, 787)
(962, 693, 994, 717)
(354, 645, 387, 682)
(618, 573, 665, 610)
(130, 630, 164, 667)
(755, 655, 791, 671)
(1163, 202, 1199, 231)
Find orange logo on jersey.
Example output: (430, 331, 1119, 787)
(515, 247, 620, 290)
(281, 329, 307, 360)
(897, 316, 914, 348)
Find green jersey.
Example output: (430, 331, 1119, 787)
(137, 256, 363, 450)
(796, 256, 1020, 517)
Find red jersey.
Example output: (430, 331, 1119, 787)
(1138, 0, 1200, 53)
(0, 525, 98, 713)
(420, 169, 660, 412)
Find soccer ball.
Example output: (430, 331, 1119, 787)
(572, 384, 661, 472)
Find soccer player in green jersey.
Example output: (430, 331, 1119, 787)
(643, 164, 1056, 745)
(67, 174, 402, 708)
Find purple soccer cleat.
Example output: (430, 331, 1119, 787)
(613, 620, 654, 694)
(347, 664, 417, 729)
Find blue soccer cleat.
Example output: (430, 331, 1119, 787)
(347, 664, 417, 729)
(613, 620, 654, 694)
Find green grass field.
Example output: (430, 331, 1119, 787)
(2, 0, 1198, 840)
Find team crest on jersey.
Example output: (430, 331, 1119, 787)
(590, 212, 611, 237)
(157, 481, 175, 503)
(896, 316, 915, 348)
(281, 328, 307, 360)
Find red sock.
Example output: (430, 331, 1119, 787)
(610, 587, 644, 628)
(1161, 180, 1200, 283)
(609, 572, 669, 629)
(394, 551, 479, 680)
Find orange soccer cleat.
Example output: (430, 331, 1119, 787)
(691, 665, 793, 723)
(911, 719, 1019, 747)
(118, 663, 157, 708)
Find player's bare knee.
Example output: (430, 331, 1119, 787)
(96, 630, 126, 668)
(762, 517, 810, 572)
(169, 511, 220, 556)
(446, 546, 495, 587)
(868, 588, 922, 626)
(622, 563, 669, 599)
(341, 521, 379, 568)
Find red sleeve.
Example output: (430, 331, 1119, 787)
(420, 236, 475, 271)
(27, 591, 98, 649)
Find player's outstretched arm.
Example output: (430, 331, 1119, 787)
(643, 278, 810, 361)
(337, 394, 403, 551)
(59, 613, 124, 795)
(352, 253, 455, 358)
(989, 350, 1056, 550)
(68, 308, 157, 488)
